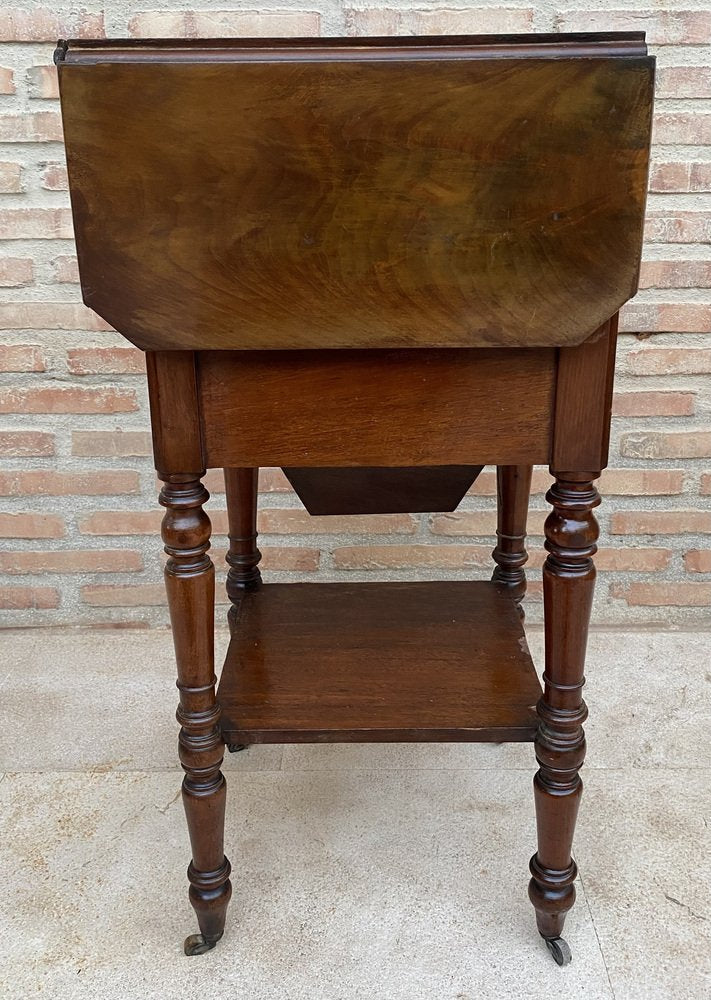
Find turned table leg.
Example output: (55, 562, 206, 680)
(528, 472, 600, 966)
(223, 467, 261, 753)
(160, 473, 232, 955)
(491, 464, 533, 617)
(224, 467, 262, 631)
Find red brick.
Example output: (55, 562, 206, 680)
(648, 162, 691, 193)
(468, 468, 552, 496)
(0, 513, 65, 538)
(333, 543, 493, 570)
(67, 346, 145, 375)
(72, 430, 152, 458)
(262, 546, 319, 572)
(346, 7, 533, 34)
(644, 212, 711, 244)
(0, 161, 23, 193)
(0, 112, 62, 143)
(40, 162, 67, 190)
(78, 511, 161, 535)
(611, 511, 711, 535)
(204, 467, 297, 496)
(0, 207, 73, 240)
(332, 544, 673, 573)
(648, 163, 711, 194)
(595, 548, 672, 572)
(197, 469, 224, 494)
(0, 386, 137, 414)
(81, 584, 166, 607)
(0, 586, 59, 610)
(0, 258, 34, 287)
(653, 114, 711, 146)
(0, 430, 54, 457)
(469, 470, 683, 498)
(129, 11, 320, 37)
(0, 10, 105, 41)
(612, 391, 694, 417)
(257, 509, 417, 535)
(621, 431, 711, 460)
(0, 67, 15, 94)
(27, 65, 58, 100)
(430, 511, 496, 536)
(685, 550, 711, 573)
(430, 509, 546, 536)
(639, 261, 711, 289)
(0, 302, 112, 331)
(203, 469, 293, 495)
(467, 471, 501, 496)
(0, 471, 139, 496)
(0, 344, 44, 371)
(701, 474, 711, 495)
(618, 302, 711, 333)
(212, 545, 320, 572)
(690, 164, 711, 192)
(259, 467, 292, 492)
(556, 10, 711, 45)
(625, 348, 711, 376)
(0, 550, 143, 575)
(51, 255, 79, 283)
(599, 470, 684, 496)
(611, 582, 711, 607)
(656, 66, 711, 98)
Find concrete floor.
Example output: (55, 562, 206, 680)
(0, 627, 709, 999)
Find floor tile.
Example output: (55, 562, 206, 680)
(1, 627, 709, 998)
(1, 769, 612, 1000)
(583, 632, 711, 769)
(576, 769, 711, 1000)
(1, 630, 282, 773)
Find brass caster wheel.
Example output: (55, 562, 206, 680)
(184, 933, 221, 956)
(545, 936, 572, 966)
(227, 743, 247, 753)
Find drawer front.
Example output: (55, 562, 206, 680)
(197, 348, 556, 468)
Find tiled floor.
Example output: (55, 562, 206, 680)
(1, 628, 709, 999)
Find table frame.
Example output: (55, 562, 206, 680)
(55, 29, 655, 965)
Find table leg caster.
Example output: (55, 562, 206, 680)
(544, 936, 572, 966)
(184, 932, 222, 956)
(227, 743, 247, 753)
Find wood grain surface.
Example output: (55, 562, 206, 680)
(282, 465, 484, 514)
(58, 35, 654, 351)
(217, 580, 542, 743)
(197, 347, 556, 467)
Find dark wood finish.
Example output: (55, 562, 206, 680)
(56, 33, 649, 64)
(528, 475, 600, 943)
(224, 467, 262, 627)
(552, 316, 619, 473)
(145, 352, 203, 474)
(491, 465, 533, 616)
(198, 348, 555, 467)
(56, 30, 655, 962)
(159, 473, 231, 954)
(58, 36, 653, 352)
(282, 465, 483, 515)
(217, 581, 541, 744)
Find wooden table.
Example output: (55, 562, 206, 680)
(56, 31, 655, 965)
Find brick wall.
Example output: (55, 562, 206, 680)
(1, 2, 710, 628)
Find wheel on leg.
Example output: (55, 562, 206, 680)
(184, 933, 220, 956)
(545, 936, 572, 966)
(227, 743, 247, 753)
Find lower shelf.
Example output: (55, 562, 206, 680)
(217, 581, 542, 744)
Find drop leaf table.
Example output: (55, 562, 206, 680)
(56, 31, 654, 964)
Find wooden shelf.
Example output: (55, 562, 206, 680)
(217, 581, 541, 744)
